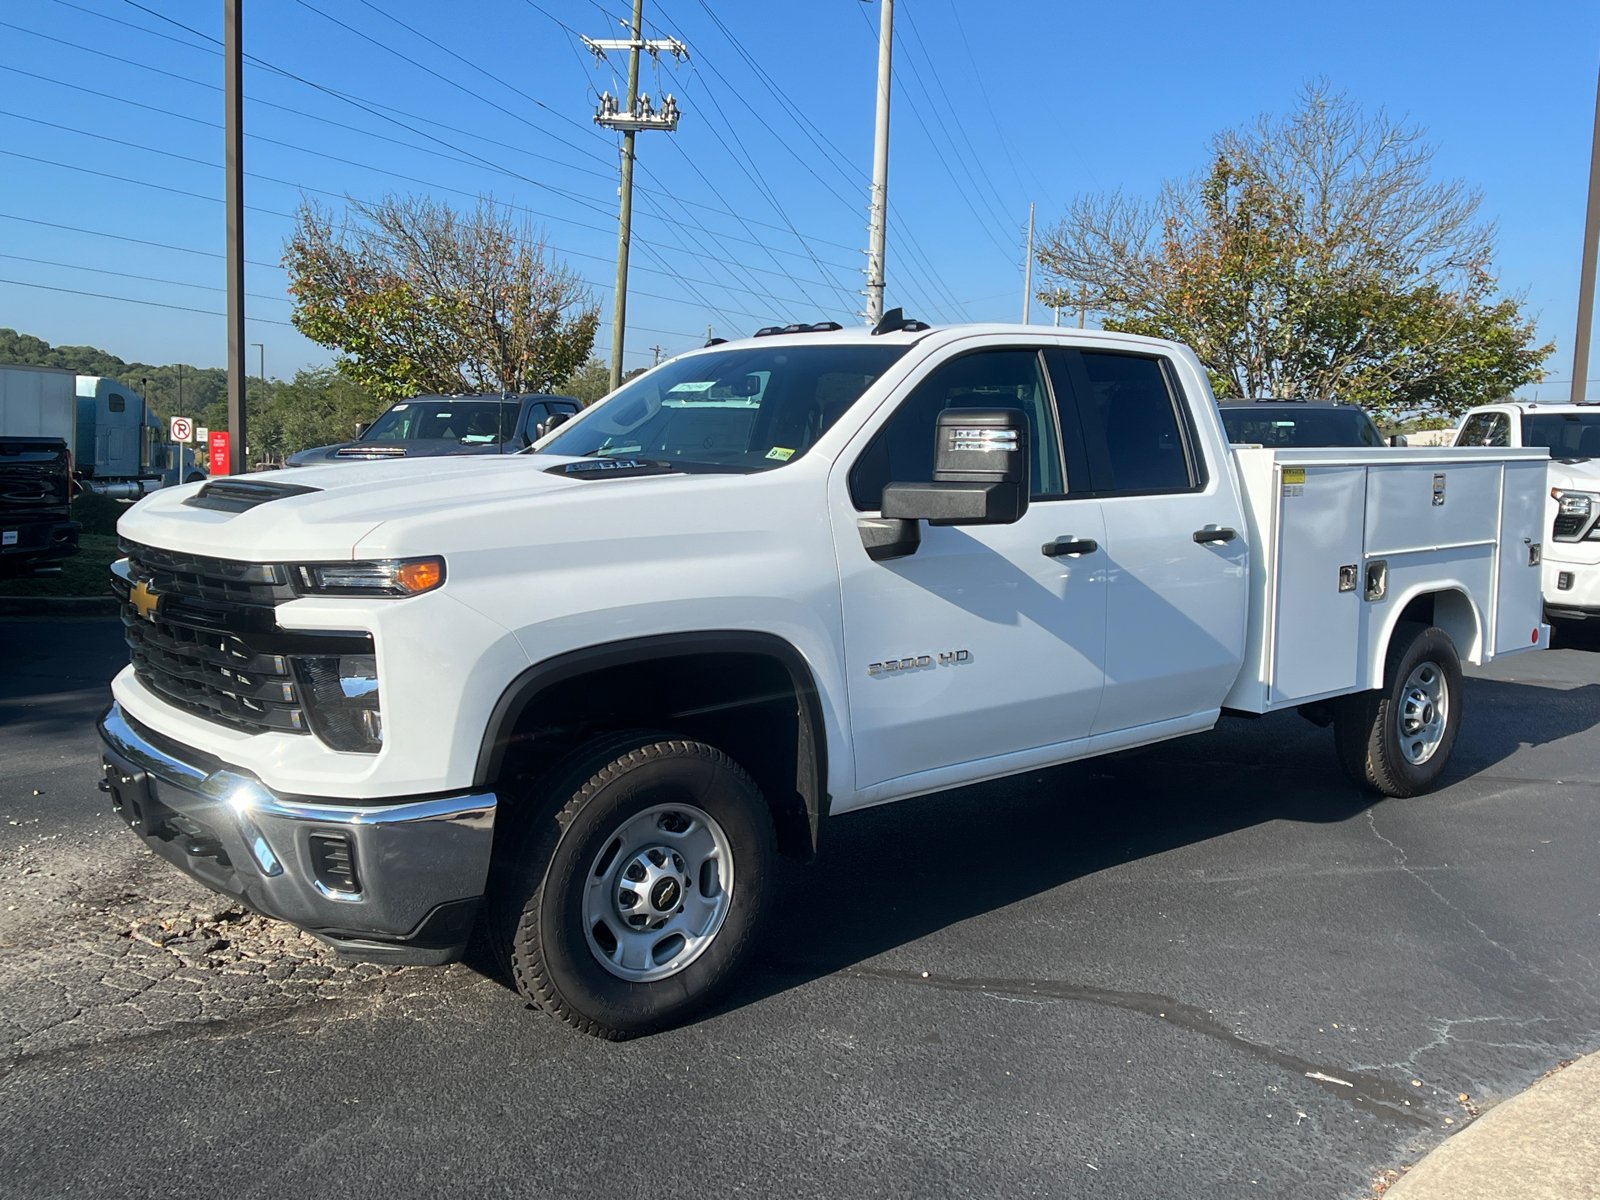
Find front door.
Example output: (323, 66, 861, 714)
(832, 347, 1108, 793)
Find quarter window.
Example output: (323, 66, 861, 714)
(849, 349, 1065, 510)
(108, 393, 126, 412)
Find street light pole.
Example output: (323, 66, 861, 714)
(1574, 62, 1600, 404)
(224, 0, 247, 472)
(251, 342, 264, 381)
(864, 0, 893, 327)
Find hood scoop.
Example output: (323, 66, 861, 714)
(337, 445, 407, 458)
(183, 479, 321, 513)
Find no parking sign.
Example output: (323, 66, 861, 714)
(169, 416, 193, 443)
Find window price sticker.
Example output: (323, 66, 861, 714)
(1282, 466, 1305, 497)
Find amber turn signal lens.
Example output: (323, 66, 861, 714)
(396, 557, 444, 593)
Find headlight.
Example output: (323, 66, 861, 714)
(291, 654, 382, 752)
(1552, 489, 1600, 541)
(291, 556, 445, 597)
(1553, 488, 1595, 518)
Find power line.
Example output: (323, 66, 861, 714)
(0, 276, 294, 325)
(0, 251, 292, 304)
(0, 211, 280, 269)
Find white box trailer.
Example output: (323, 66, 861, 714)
(0, 364, 77, 446)
(1224, 445, 1550, 713)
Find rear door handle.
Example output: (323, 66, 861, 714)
(1192, 526, 1237, 544)
(1042, 536, 1098, 558)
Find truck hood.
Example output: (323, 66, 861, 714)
(117, 453, 616, 560)
(1549, 456, 1600, 488)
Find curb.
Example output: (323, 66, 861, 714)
(1385, 1053, 1600, 1198)
(0, 596, 120, 618)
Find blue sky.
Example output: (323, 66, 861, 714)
(2, 0, 1598, 395)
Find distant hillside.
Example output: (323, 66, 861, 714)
(0, 328, 230, 419)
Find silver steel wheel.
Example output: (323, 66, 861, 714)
(581, 802, 734, 983)
(1397, 660, 1448, 765)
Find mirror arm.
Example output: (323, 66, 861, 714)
(857, 517, 921, 561)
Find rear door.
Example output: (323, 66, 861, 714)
(832, 345, 1107, 792)
(1046, 348, 1248, 736)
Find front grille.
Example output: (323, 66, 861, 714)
(120, 538, 296, 607)
(116, 540, 371, 738)
(125, 614, 307, 734)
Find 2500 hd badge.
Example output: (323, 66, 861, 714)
(867, 649, 971, 675)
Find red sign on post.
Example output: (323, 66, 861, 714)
(209, 431, 230, 475)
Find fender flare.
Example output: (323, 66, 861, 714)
(474, 630, 831, 857)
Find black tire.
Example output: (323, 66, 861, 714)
(1334, 623, 1463, 798)
(492, 730, 774, 1039)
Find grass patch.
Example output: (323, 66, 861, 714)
(0, 533, 120, 597)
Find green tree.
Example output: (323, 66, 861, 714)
(258, 368, 387, 458)
(1035, 83, 1551, 420)
(285, 195, 599, 402)
(559, 357, 646, 406)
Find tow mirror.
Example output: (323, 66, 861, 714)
(1389, 433, 1409, 447)
(882, 408, 1030, 526)
(354, 422, 371, 439)
(536, 411, 572, 440)
(862, 408, 1029, 561)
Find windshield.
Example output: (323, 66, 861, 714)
(1220, 406, 1383, 447)
(1523, 412, 1600, 458)
(363, 400, 518, 444)
(540, 344, 909, 472)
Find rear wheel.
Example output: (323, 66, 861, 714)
(1334, 623, 1463, 798)
(493, 731, 774, 1039)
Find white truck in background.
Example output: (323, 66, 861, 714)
(1453, 402, 1600, 627)
(0, 363, 205, 498)
(97, 320, 1549, 1039)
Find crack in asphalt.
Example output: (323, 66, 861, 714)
(840, 965, 1438, 1126)
(1361, 808, 1594, 1006)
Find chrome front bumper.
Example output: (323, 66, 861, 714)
(97, 702, 496, 965)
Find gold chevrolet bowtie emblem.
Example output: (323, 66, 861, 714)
(130, 578, 160, 621)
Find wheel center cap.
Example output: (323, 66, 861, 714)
(651, 876, 681, 912)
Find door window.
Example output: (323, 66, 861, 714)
(849, 349, 1065, 510)
(1050, 350, 1197, 494)
(1456, 412, 1510, 447)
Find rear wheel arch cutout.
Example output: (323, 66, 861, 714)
(1382, 588, 1479, 673)
(478, 633, 830, 862)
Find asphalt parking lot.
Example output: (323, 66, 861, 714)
(3, 617, 1599, 1199)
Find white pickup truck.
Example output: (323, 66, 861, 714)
(99, 320, 1549, 1039)
(1453, 401, 1600, 626)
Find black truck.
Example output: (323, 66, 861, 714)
(0, 437, 80, 577)
(285, 393, 582, 466)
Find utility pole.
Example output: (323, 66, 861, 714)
(1021, 202, 1034, 324)
(864, 0, 893, 327)
(251, 342, 264, 381)
(1574, 61, 1600, 405)
(224, 0, 246, 474)
(649, 345, 664, 366)
(585, 5, 685, 393)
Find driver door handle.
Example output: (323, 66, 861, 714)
(1192, 526, 1237, 544)
(1042, 536, 1098, 558)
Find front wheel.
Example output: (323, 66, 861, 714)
(493, 731, 774, 1039)
(1334, 623, 1463, 798)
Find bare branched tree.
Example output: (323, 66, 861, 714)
(285, 195, 599, 401)
(1035, 82, 1548, 418)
